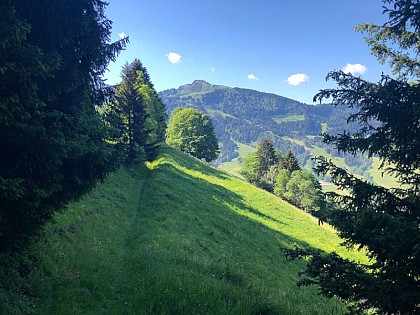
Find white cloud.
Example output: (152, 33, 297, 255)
(247, 74, 259, 80)
(166, 52, 182, 64)
(211, 67, 216, 72)
(118, 32, 127, 39)
(287, 73, 309, 86)
(342, 63, 367, 75)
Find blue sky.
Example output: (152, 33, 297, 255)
(104, 0, 390, 104)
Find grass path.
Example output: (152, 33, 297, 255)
(7, 147, 366, 314)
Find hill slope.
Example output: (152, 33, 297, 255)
(7, 147, 366, 314)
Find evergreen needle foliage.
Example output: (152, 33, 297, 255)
(281, 150, 302, 173)
(0, 0, 128, 250)
(242, 140, 325, 215)
(103, 59, 167, 163)
(287, 1, 420, 313)
(241, 138, 280, 191)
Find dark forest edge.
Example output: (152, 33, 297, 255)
(0, 2, 166, 251)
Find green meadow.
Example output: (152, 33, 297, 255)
(6, 146, 367, 314)
(367, 157, 401, 189)
(218, 142, 255, 176)
(273, 115, 305, 124)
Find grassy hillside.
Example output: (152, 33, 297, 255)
(273, 115, 305, 124)
(367, 157, 401, 189)
(4, 147, 366, 314)
(218, 142, 255, 176)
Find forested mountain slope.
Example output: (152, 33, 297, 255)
(159, 81, 370, 179)
(3, 146, 366, 314)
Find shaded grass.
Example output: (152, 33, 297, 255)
(5, 146, 366, 314)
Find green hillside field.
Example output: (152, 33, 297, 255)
(218, 142, 255, 177)
(2, 146, 367, 314)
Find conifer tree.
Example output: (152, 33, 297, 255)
(104, 59, 166, 162)
(256, 138, 279, 174)
(287, 1, 420, 313)
(241, 139, 280, 191)
(280, 150, 301, 173)
(272, 149, 324, 214)
(0, 0, 127, 250)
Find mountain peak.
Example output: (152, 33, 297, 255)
(191, 79, 211, 86)
(179, 80, 215, 94)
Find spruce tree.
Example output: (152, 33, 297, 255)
(241, 139, 280, 191)
(256, 138, 279, 174)
(0, 0, 128, 250)
(280, 150, 301, 173)
(104, 59, 166, 162)
(287, 1, 420, 313)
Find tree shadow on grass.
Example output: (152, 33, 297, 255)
(145, 152, 328, 251)
(145, 160, 287, 229)
(159, 146, 230, 180)
(136, 155, 331, 264)
(124, 157, 341, 313)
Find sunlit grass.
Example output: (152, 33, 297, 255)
(309, 146, 348, 170)
(19, 146, 366, 314)
(205, 108, 236, 119)
(367, 157, 401, 189)
(236, 142, 255, 158)
(273, 114, 305, 124)
(218, 158, 242, 176)
(218, 142, 255, 176)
